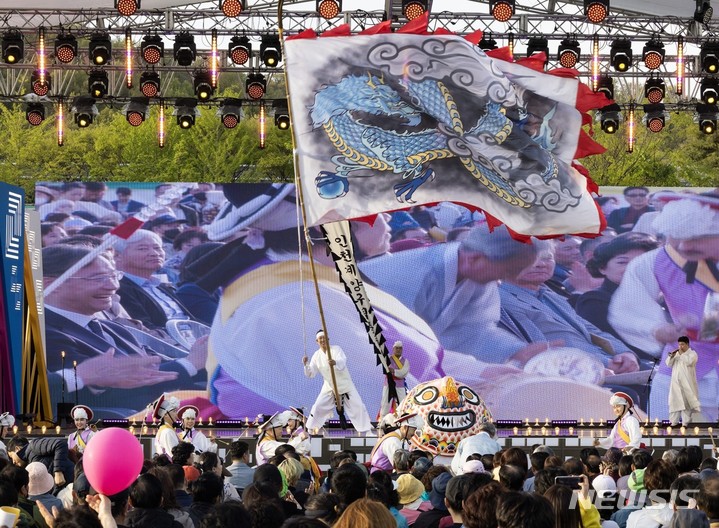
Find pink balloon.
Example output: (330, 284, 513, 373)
(83, 428, 143, 495)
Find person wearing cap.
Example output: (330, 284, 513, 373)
(397, 473, 428, 524)
(379, 341, 411, 417)
(450, 422, 501, 476)
(609, 195, 719, 421)
(594, 392, 642, 454)
(285, 407, 311, 456)
(26, 461, 64, 513)
(67, 405, 95, 456)
(152, 394, 181, 458)
(667, 336, 701, 427)
(177, 405, 216, 454)
(414, 472, 452, 528)
(303, 330, 373, 434)
(0, 412, 15, 456)
(370, 413, 419, 473)
(255, 412, 288, 466)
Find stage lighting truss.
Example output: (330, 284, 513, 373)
(72, 96, 98, 128)
(273, 99, 290, 130)
(584, 0, 609, 24)
(317, 0, 342, 19)
(246, 72, 266, 100)
(219, 97, 242, 128)
(194, 70, 213, 101)
(141, 34, 164, 65)
(557, 38, 580, 69)
(596, 74, 614, 100)
(642, 38, 665, 70)
(140, 71, 161, 98)
(229, 36, 251, 65)
(644, 77, 665, 104)
(695, 103, 719, 134)
(219, 0, 243, 17)
(478, 35, 498, 51)
(174, 97, 198, 129)
(527, 37, 549, 67)
(643, 103, 668, 133)
(260, 35, 281, 67)
(54, 34, 77, 64)
(123, 97, 149, 127)
(489, 0, 514, 22)
(88, 69, 109, 98)
(402, 0, 428, 20)
(596, 103, 621, 134)
(701, 77, 719, 105)
(174, 32, 196, 67)
(89, 32, 112, 66)
(701, 41, 719, 74)
(610, 39, 632, 72)
(115, 0, 140, 16)
(2, 30, 23, 64)
(25, 102, 45, 126)
(695, 0, 713, 25)
(31, 69, 50, 96)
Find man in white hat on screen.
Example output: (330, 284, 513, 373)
(177, 405, 216, 454)
(379, 341, 410, 417)
(609, 194, 719, 421)
(67, 405, 95, 455)
(303, 329, 372, 434)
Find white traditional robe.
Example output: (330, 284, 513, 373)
(666, 348, 700, 413)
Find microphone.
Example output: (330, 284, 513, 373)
(669, 348, 680, 356)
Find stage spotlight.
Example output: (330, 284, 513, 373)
(478, 35, 498, 51)
(219, 98, 242, 128)
(229, 36, 251, 65)
(642, 38, 664, 70)
(246, 73, 266, 100)
(695, 0, 713, 24)
(72, 96, 98, 128)
(402, 0, 428, 20)
(54, 34, 77, 64)
(174, 32, 196, 66)
(25, 103, 44, 126)
(584, 0, 609, 23)
(696, 103, 719, 133)
(260, 35, 281, 67)
(317, 0, 342, 19)
(701, 41, 719, 74)
(610, 39, 632, 72)
(643, 103, 666, 133)
(141, 34, 163, 64)
(489, 0, 514, 22)
(701, 77, 719, 104)
(194, 71, 213, 101)
(557, 38, 580, 68)
(175, 97, 198, 129)
(598, 103, 621, 134)
(124, 97, 149, 127)
(89, 32, 112, 65)
(115, 0, 139, 16)
(140, 71, 161, 97)
(31, 70, 50, 96)
(527, 37, 549, 67)
(88, 70, 109, 98)
(596, 74, 614, 99)
(219, 0, 243, 17)
(273, 99, 290, 129)
(644, 77, 665, 104)
(2, 30, 23, 64)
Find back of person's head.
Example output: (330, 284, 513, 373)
(280, 518, 328, 528)
(499, 465, 526, 491)
(242, 481, 280, 508)
(562, 457, 584, 476)
(533, 468, 567, 497)
(330, 462, 367, 506)
(478, 422, 498, 437)
(632, 449, 653, 470)
(618, 455, 634, 476)
(579, 447, 600, 465)
(496, 491, 554, 528)
(129, 473, 164, 509)
(248, 501, 285, 528)
(687, 446, 704, 472)
(463, 481, 504, 528)
(53, 506, 103, 528)
(153, 454, 172, 467)
(333, 498, 396, 528)
(197, 451, 221, 474)
(368, 470, 399, 508)
(543, 456, 562, 469)
(171, 442, 195, 466)
(166, 464, 186, 489)
(0, 464, 29, 493)
(500, 448, 528, 473)
(585, 455, 602, 474)
(393, 449, 411, 472)
(645, 460, 679, 501)
(147, 466, 180, 510)
(192, 472, 224, 505)
(253, 463, 284, 496)
(304, 492, 342, 525)
(229, 441, 250, 462)
(330, 451, 354, 470)
(421, 464, 450, 492)
(702, 458, 719, 472)
(671, 474, 701, 508)
(0, 476, 18, 507)
(698, 474, 719, 519)
(544, 484, 581, 528)
(201, 501, 252, 528)
(108, 488, 130, 519)
(278, 458, 304, 487)
(530, 452, 550, 473)
(662, 449, 679, 465)
(675, 448, 694, 474)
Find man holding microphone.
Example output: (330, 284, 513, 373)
(667, 336, 701, 427)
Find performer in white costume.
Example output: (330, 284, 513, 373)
(379, 341, 410, 417)
(0, 412, 15, 456)
(595, 392, 642, 454)
(67, 405, 95, 455)
(255, 412, 286, 465)
(151, 394, 180, 458)
(369, 412, 419, 473)
(666, 336, 700, 427)
(177, 405, 217, 453)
